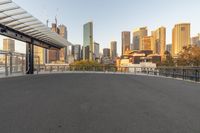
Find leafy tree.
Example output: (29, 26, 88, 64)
(70, 61, 116, 71)
(177, 45, 200, 66)
(159, 51, 175, 66)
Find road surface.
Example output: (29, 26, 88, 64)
(0, 73, 200, 133)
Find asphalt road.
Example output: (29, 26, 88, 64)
(0, 73, 200, 133)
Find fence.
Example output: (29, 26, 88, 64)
(35, 65, 200, 82)
(0, 53, 199, 83)
(0, 50, 26, 77)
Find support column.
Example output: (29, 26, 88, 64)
(26, 42, 34, 74)
(10, 53, 13, 75)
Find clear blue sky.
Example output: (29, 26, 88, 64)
(1, 0, 200, 54)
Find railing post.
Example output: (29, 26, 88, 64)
(10, 53, 13, 75)
(5, 53, 8, 76)
(182, 69, 185, 80)
(195, 69, 198, 82)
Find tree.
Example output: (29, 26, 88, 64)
(159, 51, 175, 66)
(177, 45, 200, 66)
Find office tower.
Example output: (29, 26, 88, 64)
(84, 46, 90, 60)
(132, 27, 148, 50)
(3, 39, 15, 52)
(110, 41, 117, 60)
(83, 22, 94, 61)
(48, 23, 60, 63)
(172, 23, 191, 57)
(141, 36, 152, 50)
(58, 25, 68, 63)
(81, 46, 83, 60)
(192, 36, 199, 45)
(192, 34, 200, 46)
(151, 27, 166, 57)
(34, 46, 45, 64)
(45, 23, 60, 64)
(166, 44, 172, 54)
(103, 48, 111, 58)
(122, 31, 130, 55)
(48, 49, 60, 62)
(94, 42, 100, 59)
(58, 25, 68, 40)
(51, 23, 59, 34)
(72, 45, 81, 61)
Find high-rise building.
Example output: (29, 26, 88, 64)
(166, 44, 172, 54)
(172, 23, 191, 57)
(58, 25, 68, 63)
(58, 25, 68, 40)
(48, 23, 60, 63)
(72, 45, 81, 61)
(151, 27, 166, 57)
(3, 39, 15, 52)
(132, 27, 148, 50)
(141, 36, 152, 50)
(103, 48, 111, 58)
(122, 31, 130, 55)
(192, 34, 200, 46)
(94, 42, 100, 59)
(51, 23, 59, 34)
(34, 46, 45, 64)
(83, 22, 94, 61)
(110, 41, 117, 60)
(48, 23, 68, 63)
(192, 36, 199, 45)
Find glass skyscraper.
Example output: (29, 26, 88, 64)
(83, 22, 94, 61)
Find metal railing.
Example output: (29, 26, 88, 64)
(35, 65, 200, 82)
(0, 54, 199, 83)
(0, 50, 26, 77)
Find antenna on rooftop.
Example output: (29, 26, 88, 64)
(46, 19, 49, 27)
(55, 8, 59, 26)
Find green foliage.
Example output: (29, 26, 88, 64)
(69, 61, 117, 71)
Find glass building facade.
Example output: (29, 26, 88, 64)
(83, 22, 94, 61)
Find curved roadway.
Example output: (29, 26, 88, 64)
(0, 73, 200, 133)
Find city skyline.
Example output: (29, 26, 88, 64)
(3, 0, 199, 55)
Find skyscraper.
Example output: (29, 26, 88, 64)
(166, 44, 172, 54)
(132, 27, 148, 50)
(58, 25, 68, 63)
(192, 34, 200, 46)
(34, 46, 45, 64)
(83, 22, 94, 61)
(141, 36, 152, 50)
(48, 23, 60, 63)
(58, 25, 68, 40)
(3, 39, 15, 52)
(151, 27, 166, 57)
(72, 45, 81, 61)
(94, 42, 100, 59)
(122, 31, 130, 55)
(51, 23, 59, 34)
(103, 48, 111, 58)
(110, 41, 117, 60)
(192, 36, 199, 45)
(172, 23, 191, 57)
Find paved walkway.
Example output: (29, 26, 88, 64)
(0, 73, 200, 133)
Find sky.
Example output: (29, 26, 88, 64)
(1, 0, 200, 54)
